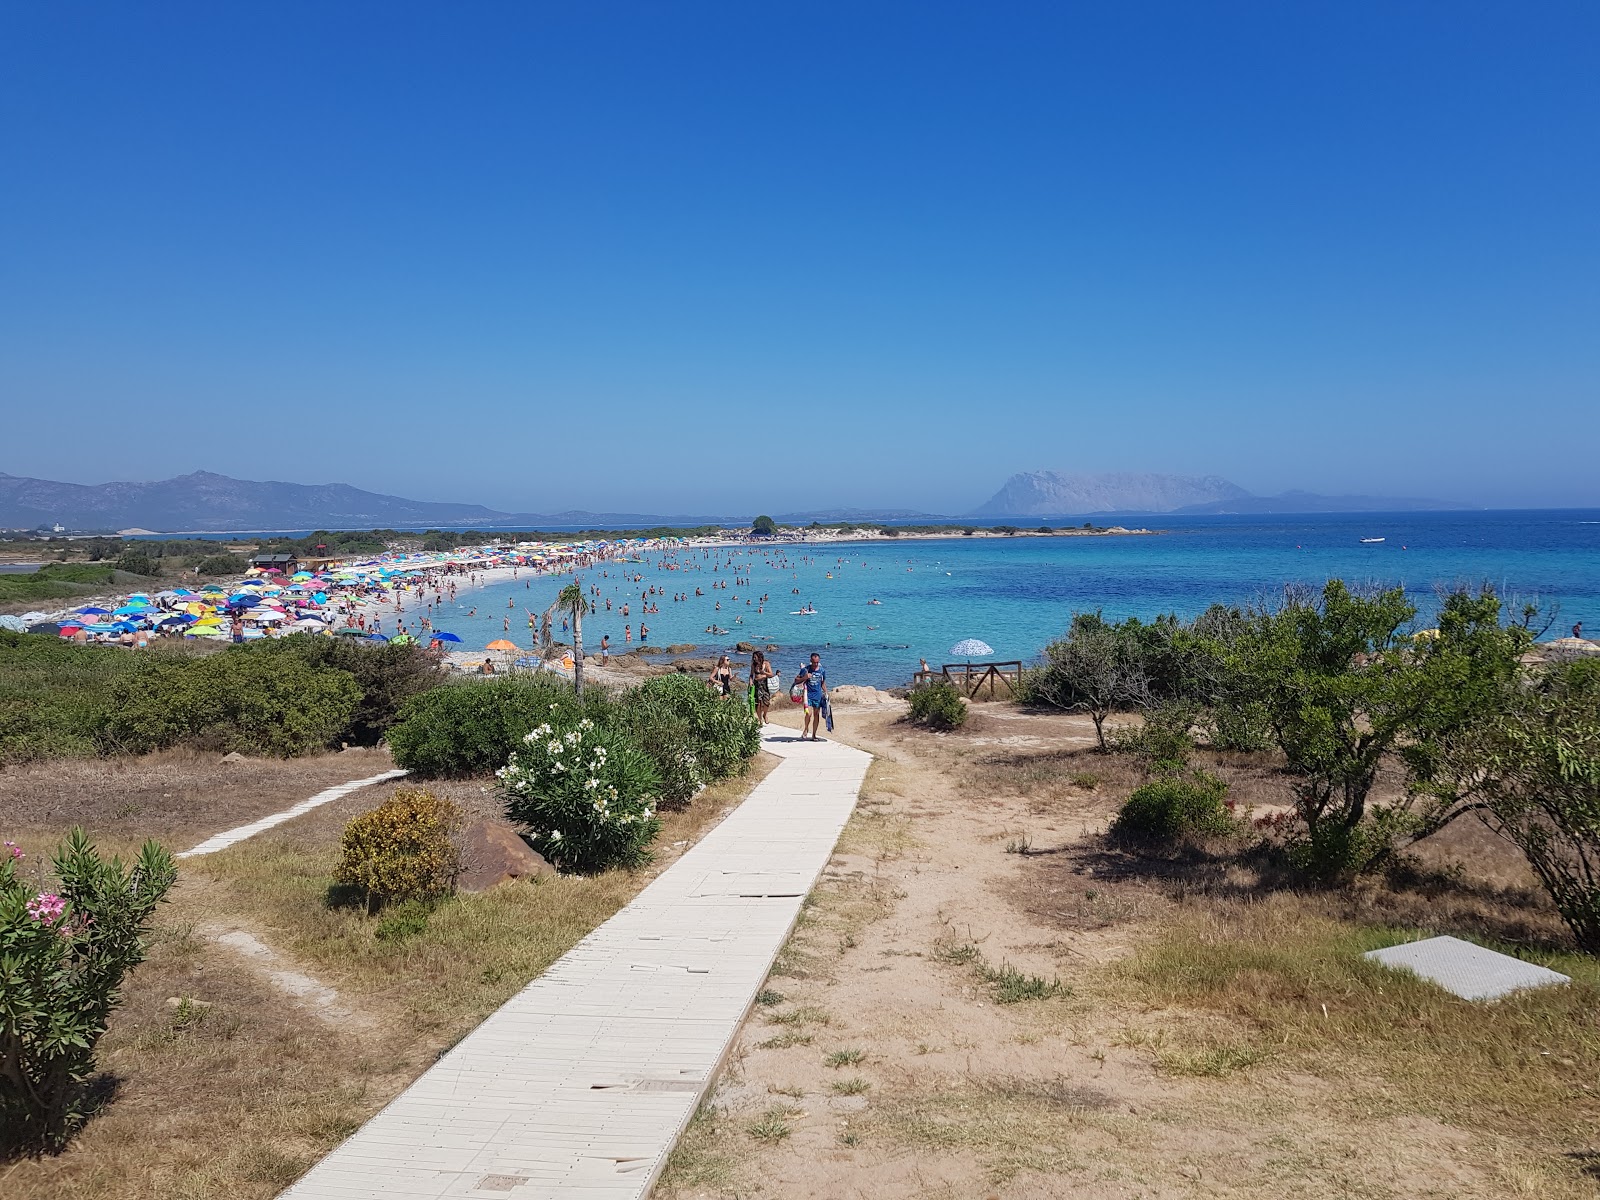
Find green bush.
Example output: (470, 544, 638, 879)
(248, 634, 443, 745)
(335, 789, 463, 912)
(1111, 771, 1234, 843)
(113, 549, 159, 577)
(103, 651, 361, 757)
(498, 717, 662, 872)
(617, 674, 762, 806)
(0, 633, 147, 764)
(387, 675, 616, 778)
(0, 830, 177, 1154)
(194, 553, 246, 577)
(1110, 703, 1195, 772)
(907, 681, 967, 729)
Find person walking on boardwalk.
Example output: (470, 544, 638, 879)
(797, 651, 828, 740)
(749, 649, 775, 724)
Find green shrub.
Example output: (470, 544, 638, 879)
(617, 674, 761, 806)
(104, 651, 361, 757)
(1111, 771, 1234, 843)
(387, 675, 616, 778)
(498, 717, 661, 873)
(194, 552, 246, 577)
(907, 681, 967, 729)
(113, 549, 158, 577)
(335, 789, 463, 912)
(249, 634, 443, 745)
(1110, 703, 1195, 772)
(0, 830, 177, 1154)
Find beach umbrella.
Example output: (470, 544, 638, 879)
(334, 627, 367, 637)
(950, 638, 994, 659)
(76, 606, 112, 615)
(251, 610, 286, 622)
(486, 639, 519, 651)
(227, 594, 261, 607)
(366, 633, 389, 642)
(430, 631, 462, 643)
(111, 606, 147, 616)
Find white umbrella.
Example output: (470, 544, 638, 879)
(251, 610, 286, 622)
(950, 638, 994, 658)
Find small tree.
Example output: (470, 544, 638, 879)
(1229, 581, 1529, 880)
(751, 515, 777, 538)
(1419, 657, 1600, 951)
(558, 580, 591, 696)
(1030, 612, 1149, 751)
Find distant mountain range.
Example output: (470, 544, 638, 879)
(972, 471, 1471, 517)
(0, 471, 720, 533)
(0, 468, 1474, 534)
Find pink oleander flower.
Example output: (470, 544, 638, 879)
(3, 840, 21, 862)
(27, 893, 67, 925)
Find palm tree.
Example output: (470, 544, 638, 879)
(558, 580, 591, 695)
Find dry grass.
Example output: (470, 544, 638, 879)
(1107, 896, 1600, 1155)
(6, 753, 777, 1200)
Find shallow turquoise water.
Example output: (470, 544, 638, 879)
(424, 509, 1600, 687)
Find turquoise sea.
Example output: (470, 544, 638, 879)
(413, 509, 1600, 688)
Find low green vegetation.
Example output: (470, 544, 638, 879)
(0, 630, 440, 764)
(907, 681, 967, 729)
(1111, 771, 1234, 843)
(0, 563, 117, 605)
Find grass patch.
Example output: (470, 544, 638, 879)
(754, 988, 785, 1007)
(765, 1004, 830, 1029)
(934, 939, 1069, 1004)
(659, 1103, 737, 1192)
(755, 1031, 813, 1049)
(823, 1048, 864, 1068)
(1113, 896, 1600, 1153)
(859, 1077, 1106, 1184)
(830, 1077, 870, 1095)
(745, 1104, 799, 1142)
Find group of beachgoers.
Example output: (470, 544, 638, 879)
(708, 646, 832, 740)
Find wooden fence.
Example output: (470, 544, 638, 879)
(912, 660, 1024, 700)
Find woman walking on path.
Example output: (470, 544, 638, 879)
(709, 653, 734, 697)
(749, 649, 774, 723)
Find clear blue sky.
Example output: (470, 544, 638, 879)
(2, 2, 1596, 515)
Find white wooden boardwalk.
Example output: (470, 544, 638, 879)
(279, 726, 869, 1200)
(177, 769, 410, 858)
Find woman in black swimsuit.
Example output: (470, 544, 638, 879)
(709, 654, 734, 697)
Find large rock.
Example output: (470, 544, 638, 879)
(457, 818, 555, 892)
(831, 684, 897, 706)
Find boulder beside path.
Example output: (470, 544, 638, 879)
(457, 818, 555, 892)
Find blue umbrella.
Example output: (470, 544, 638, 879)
(366, 633, 389, 642)
(76, 606, 112, 615)
(430, 631, 462, 643)
(227, 594, 261, 608)
(112, 606, 147, 616)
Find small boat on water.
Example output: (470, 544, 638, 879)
(1361, 537, 1385, 543)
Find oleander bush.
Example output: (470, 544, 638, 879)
(0, 830, 177, 1156)
(335, 789, 464, 913)
(908, 681, 967, 729)
(498, 718, 661, 873)
(1111, 771, 1235, 844)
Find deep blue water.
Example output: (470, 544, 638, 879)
(410, 509, 1600, 688)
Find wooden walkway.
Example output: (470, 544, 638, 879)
(278, 727, 869, 1200)
(176, 769, 410, 859)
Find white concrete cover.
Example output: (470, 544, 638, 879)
(278, 727, 869, 1200)
(1364, 934, 1571, 1001)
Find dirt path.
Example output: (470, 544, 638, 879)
(660, 703, 1579, 1199)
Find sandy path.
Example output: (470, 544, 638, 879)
(660, 703, 1533, 1200)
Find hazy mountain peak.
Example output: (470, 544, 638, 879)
(973, 470, 1250, 516)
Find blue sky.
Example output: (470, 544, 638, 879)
(2, 2, 1596, 515)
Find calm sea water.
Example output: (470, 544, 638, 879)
(414, 509, 1600, 688)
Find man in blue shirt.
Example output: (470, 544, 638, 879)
(798, 652, 828, 740)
